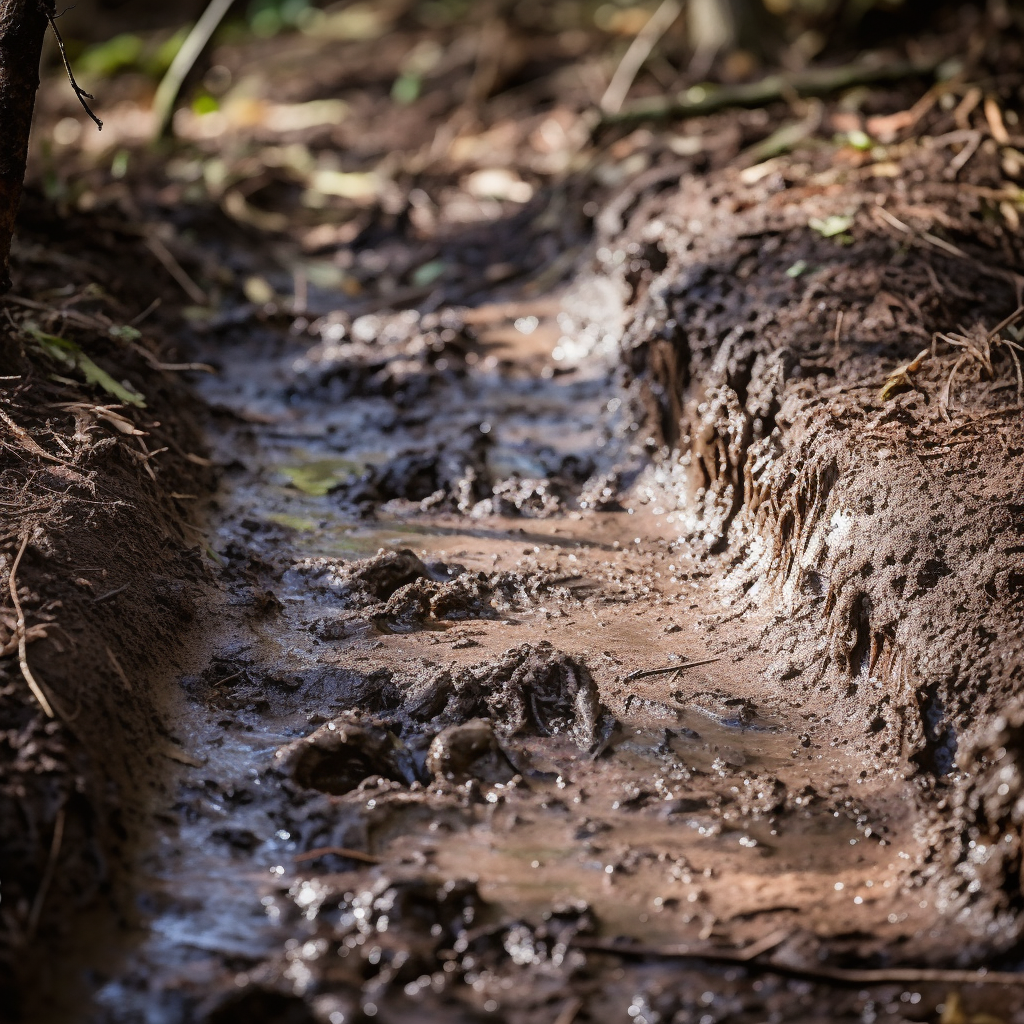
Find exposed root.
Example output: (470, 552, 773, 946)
(26, 806, 64, 942)
(7, 535, 54, 719)
(936, 305, 1024, 420)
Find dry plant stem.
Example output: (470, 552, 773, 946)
(0, 0, 52, 292)
(9, 533, 55, 718)
(873, 205, 1024, 298)
(770, 961, 1024, 987)
(26, 805, 64, 940)
(151, 0, 235, 139)
(293, 846, 381, 865)
(0, 406, 72, 466)
(599, 57, 938, 127)
(144, 235, 209, 305)
(624, 656, 721, 681)
(574, 928, 789, 963)
(986, 303, 1024, 339)
(464, 5, 507, 108)
(552, 997, 583, 1024)
(600, 0, 683, 115)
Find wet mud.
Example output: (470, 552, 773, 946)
(5, 5, 1024, 1023)
(35, 231, 1021, 1021)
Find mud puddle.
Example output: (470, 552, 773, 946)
(61, 295, 969, 1024)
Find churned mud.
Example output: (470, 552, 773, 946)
(64, 297, 946, 1023)
(4, 3, 1024, 1023)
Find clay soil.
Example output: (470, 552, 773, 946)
(3, 2, 1024, 1023)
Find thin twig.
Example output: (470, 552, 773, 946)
(92, 583, 129, 603)
(599, 57, 938, 127)
(144, 236, 209, 306)
(0, 408, 74, 467)
(873, 206, 1024, 295)
(464, 11, 507, 108)
(45, 13, 102, 129)
(105, 645, 132, 690)
(986, 304, 1024, 340)
(600, 0, 682, 115)
(771, 959, 1024, 987)
(624, 656, 721, 682)
(552, 996, 583, 1024)
(573, 931, 1024, 986)
(946, 130, 981, 177)
(294, 846, 381, 865)
(574, 928, 789, 963)
(9, 535, 54, 718)
(128, 297, 161, 327)
(27, 806, 65, 940)
(149, 361, 217, 373)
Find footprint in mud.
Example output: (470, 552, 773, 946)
(347, 432, 487, 512)
(293, 549, 444, 607)
(337, 427, 595, 518)
(621, 689, 777, 733)
(278, 715, 419, 795)
(404, 641, 607, 750)
(426, 719, 518, 784)
(291, 548, 581, 633)
(279, 645, 608, 795)
(278, 713, 518, 794)
(673, 690, 778, 732)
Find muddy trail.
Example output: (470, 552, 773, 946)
(42, 286, 958, 1024)
(4, 2, 1024, 1023)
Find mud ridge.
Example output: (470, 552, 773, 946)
(609, 134, 1024, 933)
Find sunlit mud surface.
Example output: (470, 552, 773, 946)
(67, 300, 1012, 1024)
(7, 3, 1024, 1020)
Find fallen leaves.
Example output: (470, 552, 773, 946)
(808, 214, 854, 238)
(279, 458, 364, 496)
(25, 325, 146, 407)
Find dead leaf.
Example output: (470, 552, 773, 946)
(879, 347, 930, 400)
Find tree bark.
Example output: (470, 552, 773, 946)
(0, 0, 51, 293)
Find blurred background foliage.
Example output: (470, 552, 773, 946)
(55, 0, 968, 88)
(40, 0, 998, 148)
(23, 0, 1020, 350)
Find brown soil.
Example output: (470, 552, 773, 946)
(0, 195, 213, 1018)
(3, 2, 1024, 1023)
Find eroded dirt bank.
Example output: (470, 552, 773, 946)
(5, 3, 1024, 1022)
(612, 123, 1024, 934)
(0, 196, 214, 1019)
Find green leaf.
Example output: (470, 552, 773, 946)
(809, 215, 854, 238)
(279, 458, 363, 496)
(75, 33, 144, 77)
(191, 93, 220, 115)
(785, 259, 809, 278)
(26, 327, 146, 407)
(264, 512, 318, 531)
(846, 130, 872, 151)
(411, 260, 446, 287)
(109, 324, 142, 342)
(391, 74, 421, 105)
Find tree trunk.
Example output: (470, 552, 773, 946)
(0, 0, 51, 293)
